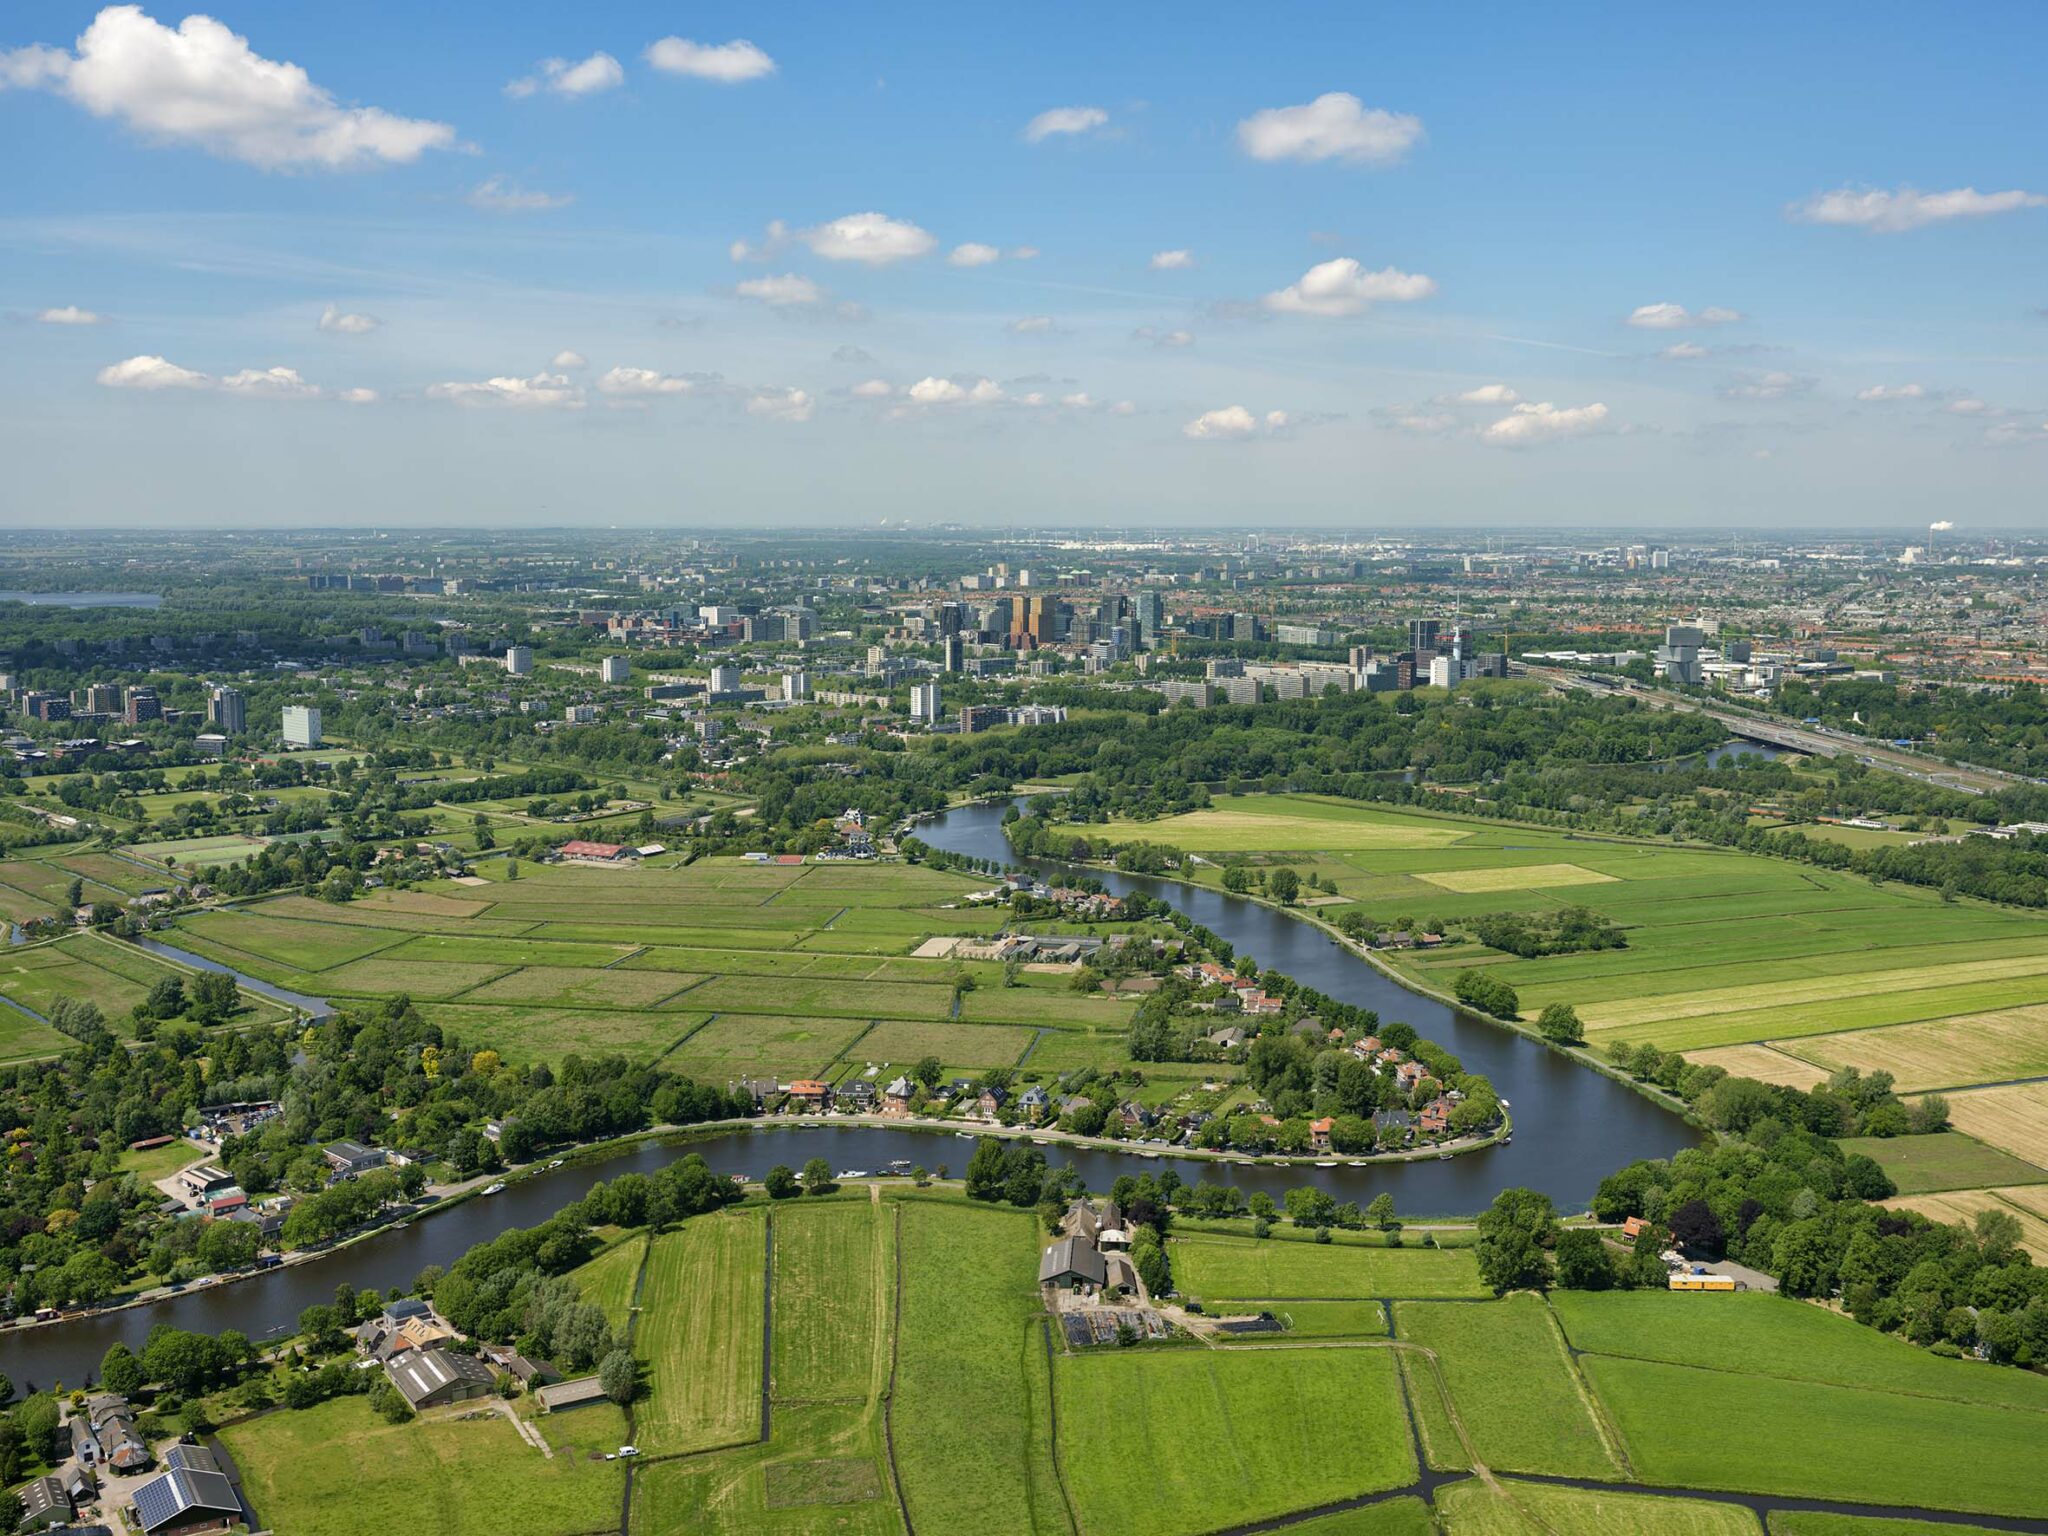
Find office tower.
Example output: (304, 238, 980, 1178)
(282, 704, 322, 749)
(910, 681, 942, 722)
(941, 633, 965, 673)
(208, 685, 246, 734)
(1408, 618, 1442, 656)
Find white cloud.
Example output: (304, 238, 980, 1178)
(851, 378, 895, 399)
(1060, 392, 1093, 410)
(1944, 397, 1991, 416)
(1109, 400, 1135, 416)
(550, 350, 587, 370)
(1660, 342, 1711, 361)
(38, 305, 102, 325)
(317, 303, 377, 335)
(596, 366, 699, 397)
(729, 219, 789, 262)
(337, 386, 378, 404)
(1481, 401, 1610, 446)
(1791, 185, 2047, 233)
(1264, 257, 1436, 316)
(1149, 249, 1194, 271)
(906, 376, 1003, 406)
(1024, 105, 1107, 142)
(466, 176, 573, 213)
(948, 242, 1001, 267)
(735, 273, 823, 308)
(1132, 327, 1194, 348)
(1184, 405, 1258, 440)
(427, 371, 583, 408)
(1009, 245, 1040, 260)
(1008, 315, 1056, 334)
(800, 212, 935, 265)
(1857, 383, 1928, 402)
(218, 365, 320, 399)
(1626, 302, 1744, 329)
(1721, 370, 1814, 401)
(1237, 92, 1422, 166)
(96, 354, 207, 390)
(0, 6, 456, 170)
(1454, 383, 1519, 405)
(506, 52, 623, 99)
(746, 386, 812, 422)
(645, 37, 775, 83)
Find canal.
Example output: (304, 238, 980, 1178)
(2, 799, 1702, 1388)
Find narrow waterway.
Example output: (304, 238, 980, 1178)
(3, 799, 1702, 1387)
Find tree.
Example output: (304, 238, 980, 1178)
(912, 1055, 943, 1090)
(598, 1347, 638, 1405)
(764, 1164, 800, 1199)
(1284, 1187, 1336, 1228)
(1267, 868, 1300, 904)
(1366, 1193, 1396, 1231)
(100, 1342, 145, 1397)
(801, 1157, 836, 1196)
(1667, 1198, 1725, 1257)
(1475, 1187, 1558, 1294)
(1554, 1229, 1615, 1290)
(1536, 1003, 1584, 1045)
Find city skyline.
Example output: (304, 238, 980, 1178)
(3, 2, 2046, 528)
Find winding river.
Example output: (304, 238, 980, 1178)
(1, 800, 1700, 1388)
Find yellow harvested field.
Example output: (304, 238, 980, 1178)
(1882, 1190, 2048, 1260)
(1684, 1044, 1834, 1091)
(1411, 862, 1618, 894)
(1781, 1004, 2048, 1092)
(1098, 805, 1468, 852)
(1998, 1185, 2048, 1224)
(1938, 1082, 2048, 1172)
(1580, 952, 2048, 1031)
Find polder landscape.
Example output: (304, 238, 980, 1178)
(6, 552, 2048, 1536)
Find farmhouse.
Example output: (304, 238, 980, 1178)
(385, 1343, 498, 1410)
(86, 1394, 150, 1472)
(131, 1445, 243, 1536)
(557, 838, 634, 863)
(1039, 1234, 1108, 1290)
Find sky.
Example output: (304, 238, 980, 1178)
(2, 3, 2045, 532)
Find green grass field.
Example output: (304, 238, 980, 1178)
(893, 1200, 1066, 1536)
(1396, 1296, 1622, 1480)
(219, 1395, 622, 1536)
(1835, 1130, 2048, 1195)
(1055, 1346, 1415, 1536)
(634, 1210, 766, 1454)
(571, 1233, 646, 1333)
(1765, 1517, 2012, 1536)
(770, 1199, 889, 1402)
(1435, 1478, 1761, 1536)
(1171, 1234, 1488, 1300)
(631, 1400, 900, 1536)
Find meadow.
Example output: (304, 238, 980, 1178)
(0, 929, 292, 1035)
(769, 1199, 890, 1402)
(570, 1232, 645, 1333)
(1434, 1479, 1761, 1536)
(633, 1209, 766, 1455)
(1834, 1130, 2048, 1196)
(1169, 1234, 1489, 1301)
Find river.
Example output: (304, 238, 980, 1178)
(2, 799, 1700, 1388)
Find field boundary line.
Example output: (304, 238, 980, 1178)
(1038, 1314, 1079, 1536)
(649, 1014, 715, 1067)
(1538, 1297, 1634, 1479)
(760, 1210, 774, 1443)
(881, 1200, 916, 1536)
(1565, 1343, 2048, 1415)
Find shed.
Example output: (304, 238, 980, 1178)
(385, 1344, 497, 1409)
(1038, 1234, 1107, 1289)
(535, 1376, 610, 1412)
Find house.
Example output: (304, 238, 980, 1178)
(1204, 1025, 1246, 1050)
(19, 1474, 72, 1531)
(557, 839, 633, 862)
(385, 1343, 497, 1410)
(785, 1080, 831, 1111)
(1063, 1199, 1101, 1241)
(87, 1396, 150, 1472)
(1038, 1234, 1107, 1289)
(1417, 1098, 1451, 1136)
(479, 1342, 551, 1385)
(322, 1140, 387, 1176)
(1621, 1216, 1650, 1240)
(535, 1376, 609, 1412)
(1309, 1116, 1335, 1152)
(882, 1076, 914, 1116)
(837, 1079, 877, 1112)
(176, 1165, 235, 1200)
(131, 1446, 242, 1536)
(1394, 1061, 1427, 1093)
(977, 1085, 1009, 1119)
(70, 1413, 99, 1465)
(1018, 1085, 1050, 1120)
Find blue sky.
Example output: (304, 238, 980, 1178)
(3, 3, 2045, 529)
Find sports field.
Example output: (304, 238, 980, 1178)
(167, 856, 1140, 1074)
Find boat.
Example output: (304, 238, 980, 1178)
(1315, 1160, 1337, 1168)
(887, 1159, 911, 1171)
(955, 1132, 974, 1139)
(838, 1170, 868, 1179)
(1437, 1153, 1451, 1161)
(1348, 1160, 1369, 1168)
(482, 1182, 506, 1195)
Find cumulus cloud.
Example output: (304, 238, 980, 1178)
(1264, 257, 1436, 316)
(906, 376, 1005, 406)
(426, 371, 583, 408)
(1149, 249, 1194, 270)
(317, 303, 377, 335)
(1856, 383, 1928, 403)
(851, 378, 895, 399)
(337, 387, 378, 404)
(800, 212, 935, 265)
(948, 242, 1001, 267)
(735, 273, 822, 308)
(1183, 405, 1293, 440)
(39, 305, 101, 325)
(218, 365, 320, 399)
(1480, 401, 1611, 446)
(1626, 302, 1744, 329)
(644, 37, 775, 83)
(0, 6, 457, 170)
(550, 350, 587, 370)
(1943, 397, 1991, 416)
(96, 354, 207, 390)
(1007, 315, 1057, 334)
(746, 386, 812, 422)
(596, 366, 701, 397)
(506, 52, 623, 99)
(1236, 92, 1422, 165)
(466, 176, 573, 213)
(729, 219, 788, 262)
(1132, 327, 1193, 348)
(1024, 105, 1107, 142)
(1791, 185, 2047, 232)
(1721, 370, 1815, 401)
(1660, 342, 1711, 361)
(1060, 392, 1094, 409)
(1453, 383, 1518, 405)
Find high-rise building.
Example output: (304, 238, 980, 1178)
(1133, 590, 1164, 648)
(23, 691, 70, 722)
(505, 645, 534, 676)
(123, 687, 162, 725)
(910, 681, 942, 722)
(782, 670, 810, 703)
(1408, 619, 1442, 656)
(599, 655, 630, 684)
(282, 704, 322, 749)
(83, 683, 121, 715)
(208, 686, 246, 735)
(709, 663, 742, 695)
(941, 633, 965, 673)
